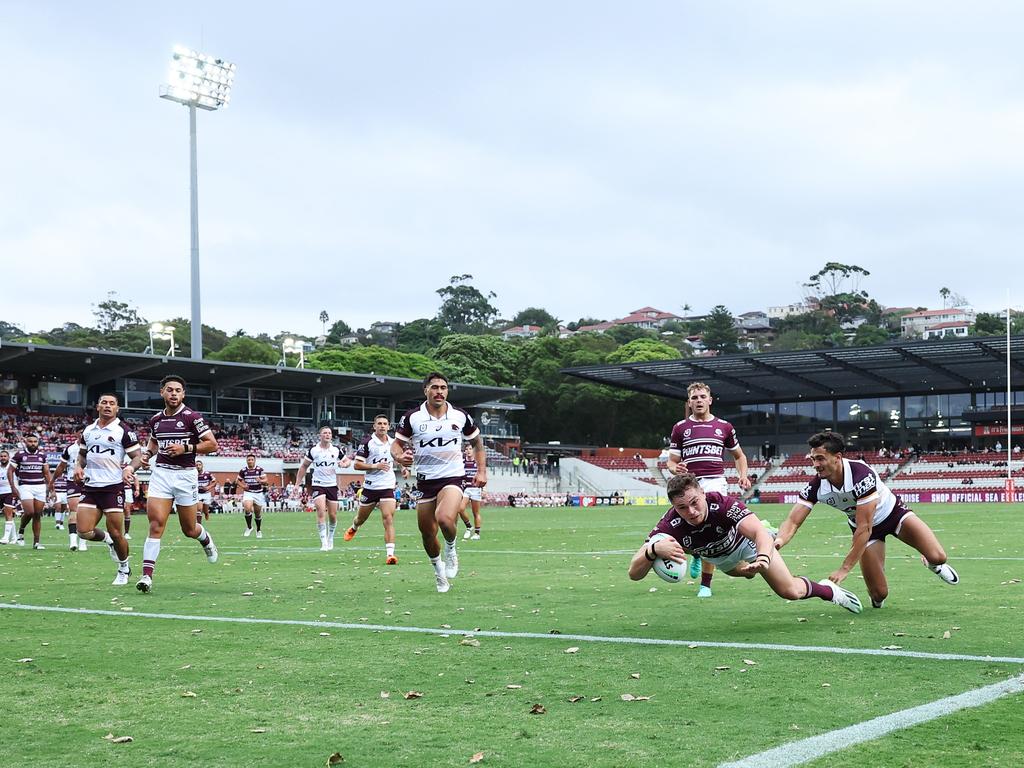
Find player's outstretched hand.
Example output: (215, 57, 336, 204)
(473, 468, 488, 488)
(827, 569, 848, 585)
(652, 536, 686, 564)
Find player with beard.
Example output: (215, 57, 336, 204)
(8, 434, 53, 549)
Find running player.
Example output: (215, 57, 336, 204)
(346, 415, 408, 563)
(459, 445, 483, 540)
(137, 375, 220, 593)
(0, 450, 15, 544)
(122, 462, 139, 540)
(629, 473, 863, 614)
(238, 455, 268, 538)
(53, 441, 87, 550)
(666, 382, 752, 598)
(8, 434, 53, 549)
(393, 373, 487, 592)
(196, 460, 214, 523)
(294, 426, 344, 551)
(775, 431, 959, 608)
(73, 393, 144, 583)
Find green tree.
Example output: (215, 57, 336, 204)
(510, 307, 559, 329)
(701, 305, 741, 354)
(308, 346, 438, 379)
(605, 338, 680, 364)
(92, 291, 145, 333)
(851, 324, 891, 346)
(208, 337, 279, 365)
(566, 317, 605, 331)
(436, 274, 499, 334)
(319, 310, 329, 335)
(605, 324, 655, 346)
(158, 319, 230, 357)
(0, 321, 25, 338)
(771, 329, 825, 351)
(433, 334, 520, 386)
(396, 318, 448, 355)
(972, 313, 1005, 336)
(325, 319, 353, 344)
(804, 262, 870, 297)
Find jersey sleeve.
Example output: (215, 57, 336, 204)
(850, 463, 881, 505)
(722, 496, 751, 524)
(305, 447, 314, 462)
(122, 427, 140, 451)
(461, 411, 479, 440)
(667, 423, 682, 455)
(355, 439, 370, 459)
(723, 423, 740, 451)
(61, 446, 70, 461)
(797, 478, 820, 507)
(237, 469, 245, 480)
(190, 412, 212, 439)
(395, 411, 413, 442)
(647, 507, 681, 542)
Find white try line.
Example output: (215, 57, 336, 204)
(718, 673, 1024, 768)
(2, 603, 1023, 665)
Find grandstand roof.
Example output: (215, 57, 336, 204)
(0, 341, 517, 406)
(561, 335, 1024, 405)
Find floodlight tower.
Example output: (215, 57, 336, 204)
(160, 46, 236, 361)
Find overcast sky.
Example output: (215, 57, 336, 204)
(2, 1, 1020, 338)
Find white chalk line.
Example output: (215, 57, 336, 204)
(2, 603, 1023, 665)
(718, 673, 1024, 768)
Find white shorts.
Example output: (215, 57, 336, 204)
(55, 492, 68, 505)
(243, 491, 266, 507)
(698, 476, 729, 495)
(124, 488, 134, 505)
(704, 536, 757, 573)
(464, 485, 482, 502)
(20, 485, 47, 504)
(198, 492, 212, 504)
(148, 467, 199, 507)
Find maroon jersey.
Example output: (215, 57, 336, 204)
(10, 449, 48, 485)
(197, 472, 214, 493)
(667, 416, 740, 479)
(648, 491, 752, 559)
(54, 475, 68, 493)
(238, 467, 265, 493)
(147, 405, 212, 470)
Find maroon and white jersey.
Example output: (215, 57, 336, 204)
(395, 402, 479, 481)
(147, 405, 211, 470)
(667, 416, 740, 479)
(54, 474, 68, 493)
(80, 418, 140, 487)
(10, 448, 48, 485)
(648, 491, 752, 559)
(61, 443, 81, 481)
(797, 459, 897, 527)
(197, 472, 215, 494)
(238, 466, 266, 493)
(463, 456, 478, 482)
(305, 443, 341, 487)
(0, 462, 11, 494)
(355, 434, 396, 490)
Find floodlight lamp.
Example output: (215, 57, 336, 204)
(160, 46, 235, 110)
(151, 322, 165, 332)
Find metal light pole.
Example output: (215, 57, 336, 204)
(160, 46, 236, 361)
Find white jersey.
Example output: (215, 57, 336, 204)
(61, 443, 81, 481)
(0, 463, 11, 494)
(355, 433, 397, 491)
(80, 418, 140, 487)
(305, 443, 341, 487)
(796, 458, 898, 527)
(395, 402, 479, 482)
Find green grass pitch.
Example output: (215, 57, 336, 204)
(1, 503, 1022, 767)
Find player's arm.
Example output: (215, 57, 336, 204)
(194, 429, 218, 456)
(141, 436, 159, 464)
(774, 502, 813, 550)
(237, 472, 249, 492)
(734, 514, 775, 577)
(470, 434, 487, 487)
(74, 439, 89, 483)
(829, 502, 875, 585)
(628, 535, 685, 581)
(123, 446, 144, 483)
(666, 450, 687, 476)
(6, 462, 18, 500)
(392, 435, 413, 466)
(732, 447, 751, 490)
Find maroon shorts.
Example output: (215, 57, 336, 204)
(67, 479, 84, 498)
(415, 476, 465, 503)
(849, 499, 915, 543)
(79, 483, 125, 512)
(311, 485, 339, 502)
(0, 492, 14, 509)
(358, 487, 396, 506)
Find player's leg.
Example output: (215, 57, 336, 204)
(54, 501, 64, 530)
(19, 495, 44, 548)
(895, 514, 959, 585)
(123, 501, 132, 539)
(1, 500, 15, 543)
(176, 501, 218, 564)
(243, 497, 254, 535)
(859, 541, 889, 608)
(379, 497, 398, 564)
(73, 504, 103, 550)
(756, 551, 863, 614)
(253, 499, 264, 538)
(313, 493, 329, 550)
(138, 495, 173, 592)
(434, 485, 463, 580)
(459, 493, 473, 539)
(325, 498, 338, 549)
(67, 494, 83, 550)
(696, 560, 715, 598)
(103, 509, 132, 583)
(345, 495, 376, 540)
(415, 497, 448, 592)
(470, 497, 482, 539)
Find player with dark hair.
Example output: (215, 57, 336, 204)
(294, 426, 347, 551)
(137, 375, 219, 592)
(196, 459, 214, 523)
(393, 372, 487, 592)
(629, 473, 863, 614)
(0, 450, 16, 544)
(52, 441, 87, 550)
(238, 454, 268, 538)
(775, 431, 959, 608)
(459, 444, 483, 540)
(8, 433, 53, 549)
(347, 414, 408, 563)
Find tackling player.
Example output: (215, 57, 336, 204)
(629, 473, 863, 614)
(459, 445, 483, 540)
(238, 454, 268, 538)
(346, 415, 408, 563)
(775, 432, 959, 608)
(294, 426, 345, 551)
(666, 382, 751, 598)
(137, 375, 220, 593)
(393, 373, 487, 592)
(8, 434, 53, 549)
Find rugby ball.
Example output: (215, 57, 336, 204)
(648, 532, 685, 584)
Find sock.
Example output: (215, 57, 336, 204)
(255, 516, 262, 532)
(68, 522, 77, 535)
(19, 518, 28, 535)
(118, 558, 130, 573)
(700, 571, 714, 589)
(473, 527, 480, 535)
(196, 525, 211, 547)
(317, 523, 327, 540)
(328, 522, 337, 539)
(124, 516, 132, 533)
(386, 542, 396, 557)
(102, 530, 114, 545)
(55, 511, 64, 524)
(4, 521, 13, 538)
(244, 513, 253, 530)
(801, 576, 834, 601)
(464, 519, 472, 529)
(872, 599, 885, 609)
(429, 555, 445, 575)
(142, 537, 162, 578)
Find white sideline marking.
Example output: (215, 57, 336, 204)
(2, 603, 1023, 665)
(718, 674, 1024, 768)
